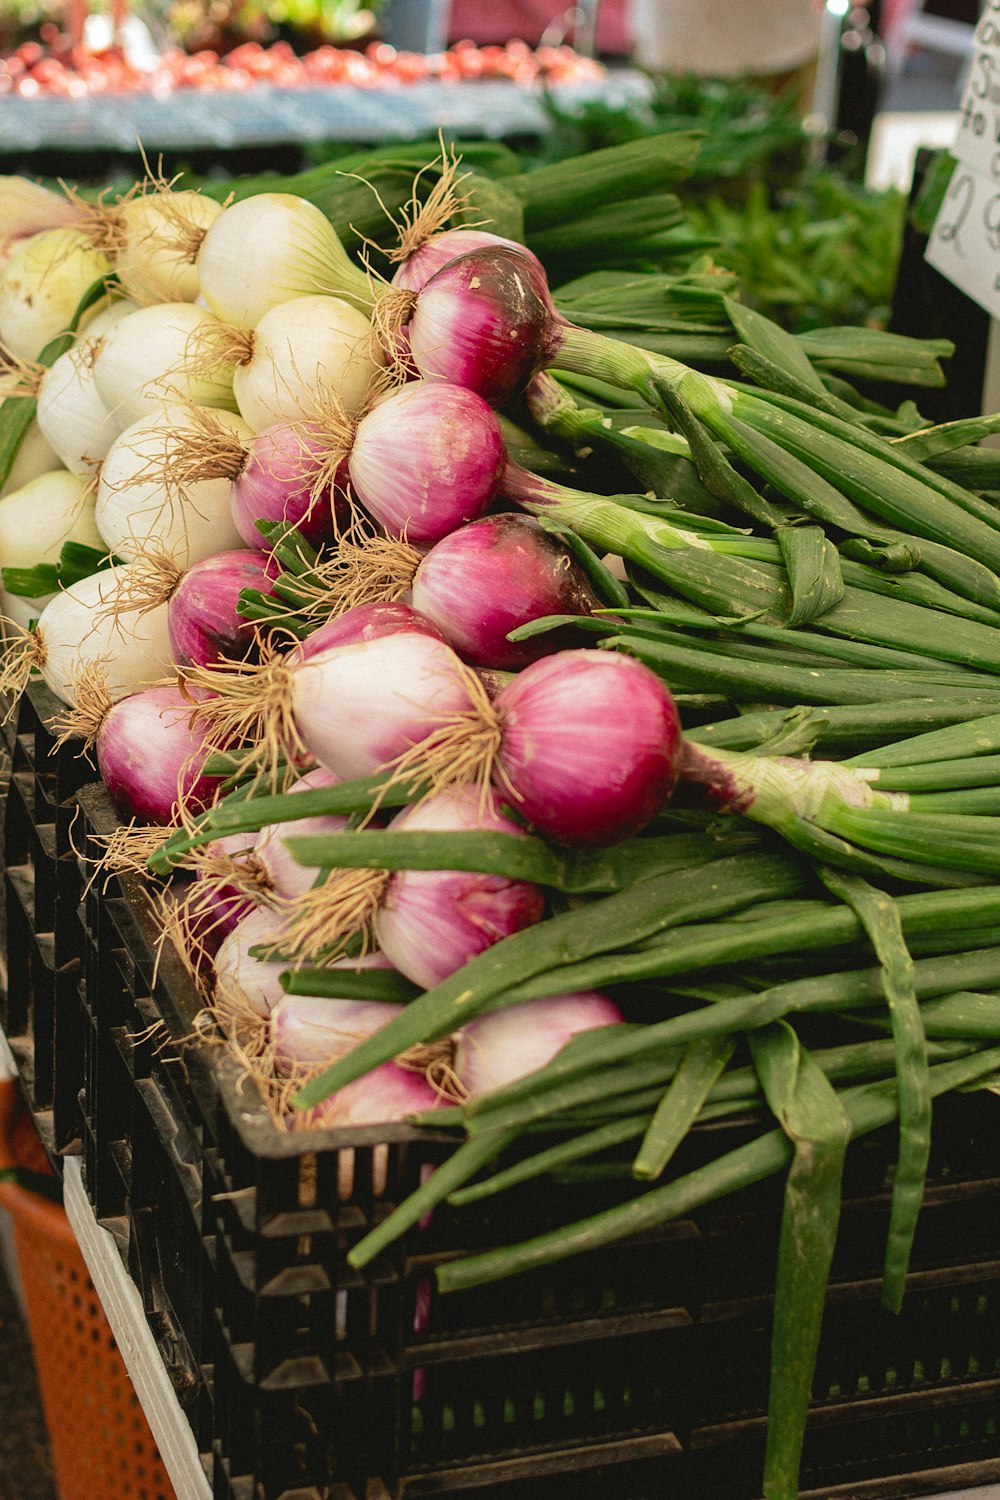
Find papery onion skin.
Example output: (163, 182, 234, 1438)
(294, 601, 445, 662)
(291, 630, 473, 779)
(348, 380, 506, 546)
(98, 683, 221, 824)
(270, 995, 405, 1077)
(405, 245, 563, 408)
(495, 650, 683, 846)
(168, 548, 280, 669)
(454, 991, 625, 1097)
(410, 513, 601, 668)
(375, 785, 546, 991)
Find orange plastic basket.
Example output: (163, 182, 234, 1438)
(0, 1079, 175, 1500)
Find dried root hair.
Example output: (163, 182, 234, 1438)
(0, 346, 43, 400)
(386, 137, 477, 265)
(184, 317, 254, 378)
(180, 638, 308, 792)
(0, 624, 46, 717)
(50, 657, 114, 750)
(289, 521, 420, 622)
(398, 1038, 467, 1104)
(95, 542, 184, 627)
(269, 867, 388, 968)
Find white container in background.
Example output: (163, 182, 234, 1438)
(630, 0, 823, 77)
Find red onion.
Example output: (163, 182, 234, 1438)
(494, 651, 682, 845)
(453, 991, 624, 1097)
(297, 1059, 442, 1129)
(348, 380, 506, 546)
(409, 514, 601, 668)
(393, 229, 543, 295)
(213, 904, 292, 1018)
(96, 682, 221, 824)
(294, 600, 444, 662)
(254, 765, 349, 901)
(168, 548, 281, 669)
(270, 993, 405, 1077)
(290, 630, 477, 781)
(231, 420, 344, 550)
(402, 244, 655, 408)
(403, 245, 562, 407)
(374, 785, 545, 990)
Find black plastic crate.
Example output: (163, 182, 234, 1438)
(75, 782, 1000, 1500)
(1, 679, 98, 1152)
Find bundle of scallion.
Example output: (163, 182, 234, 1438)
(7, 137, 1000, 1500)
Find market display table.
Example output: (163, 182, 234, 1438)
(0, 72, 650, 156)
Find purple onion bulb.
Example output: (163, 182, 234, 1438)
(168, 548, 280, 669)
(348, 380, 507, 545)
(494, 650, 682, 846)
(231, 420, 344, 549)
(97, 683, 221, 824)
(454, 991, 624, 1097)
(375, 784, 545, 990)
(410, 513, 601, 668)
(405, 245, 563, 408)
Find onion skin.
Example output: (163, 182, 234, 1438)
(405, 245, 563, 408)
(213, 904, 291, 1018)
(375, 786, 546, 990)
(454, 991, 624, 1097)
(348, 381, 507, 546)
(393, 229, 543, 295)
(255, 765, 348, 901)
(231, 420, 343, 550)
(410, 514, 601, 668)
(168, 548, 280, 669)
(297, 1060, 443, 1128)
(294, 601, 445, 662)
(292, 631, 473, 780)
(270, 994, 404, 1077)
(98, 684, 221, 824)
(495, 650, 682, 846)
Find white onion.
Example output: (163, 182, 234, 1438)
(0, 227, 112, 360)
(114, 191, 223, 305)
(231, 294, 381, 432)
(96, 407, 249, 566)
(197, 192, 372, 330)
(92, 302, 237, 431)
(29, 562, 175, 706)
(213, 904, 291, 1018)
(0, 468, 104, 571)
(36, 343, 121, 477)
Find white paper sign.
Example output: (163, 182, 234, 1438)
(926, 160, 1000, 317)
(925, 1, 1000, 317)
(950, 1, 1000, 180)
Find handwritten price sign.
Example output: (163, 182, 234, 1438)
(926, 0, 1000, 317)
